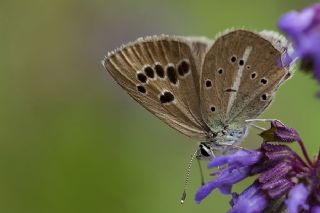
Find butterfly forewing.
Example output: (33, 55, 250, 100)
(103, 36, 210, 140)
(200, 30, 290, 131)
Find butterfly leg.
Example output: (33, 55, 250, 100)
(197, 158, 205, 186)
(245, 119, 284, 131)
(217, 143, 248, 153)
(245, 118, 285, 125)
(248, 123, 266, 131)
(232, 145, 249, 151)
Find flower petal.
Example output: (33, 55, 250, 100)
(259, 161, 292, 183)
(194, 180, 219, 204)
(208, 150, 261, 169)
(267, 180, 294, 198)
(311, 206, 320, 213)
(228, 182, 267, 213)
(278, 3, 320, 85)
(278, 8, 315, 39)
(285, 183, 310, 213)
(195, 166, 250, 203)
(207, 155, 230, 169)
(259, 120, 300, 143)
(273, 121, 300, 142)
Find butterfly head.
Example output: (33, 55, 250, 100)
(197, 143, 213, 160)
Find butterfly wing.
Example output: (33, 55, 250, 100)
(103, 36, 210, 140)
(200, 30, 291, 131)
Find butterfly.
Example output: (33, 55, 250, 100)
(102, 29, 291, 157)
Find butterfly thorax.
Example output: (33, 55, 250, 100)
(216, 126, 248, 146)
(198, 126, 248, 159)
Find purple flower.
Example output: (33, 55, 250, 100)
(195, 150, 262, 203)
(285, 184, 309, 213)
(195, 143, 299, 210)
(278, 4, 320, 83)
(259, 120, 299, 143)
(229, 182, 267, 213)
(312, 206, 320, 213)
(195, 121, 320, 213)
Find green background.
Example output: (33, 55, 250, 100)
(1, 0, 319, 212)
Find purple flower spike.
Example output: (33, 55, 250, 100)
(259, 120, 300, 143)
(278, 4, 320, 83)
(273, 121, 300, 142)
(285, 184, 310, 213)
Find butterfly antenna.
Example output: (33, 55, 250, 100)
(180, 148, 198, 204)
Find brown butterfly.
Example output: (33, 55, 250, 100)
(102, 29, 292, 201)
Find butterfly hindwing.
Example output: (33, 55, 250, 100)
(103, 36, 210, 140)
(200, 30, 291, 131)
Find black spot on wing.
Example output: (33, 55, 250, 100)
(261, 94, 267, 101)
(160, 91, 175, 104)
(230, 56, 237, 63)
(167, 65, 178, 84)
(260, 78, 268, 85)
(178, 60, 190, 76)
(137, 85, 146, 93)
(144, 66, 154, 78)
(154, 64, 165, 78)
(205, 80, 212, 88)
(137, 73, 147, 83)
(225, 88, 237, 92)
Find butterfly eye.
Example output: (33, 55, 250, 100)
(199, 144, 211, 157)
(210, 106, 216, 112)
(239, 59, 244, 66)
(217, 68, 224, 74)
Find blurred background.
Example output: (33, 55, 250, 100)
(1, 0, 319, 212)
